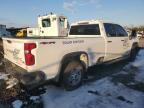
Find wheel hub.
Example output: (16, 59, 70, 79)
(68, 68, 82, 86)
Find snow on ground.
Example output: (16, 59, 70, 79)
(42, 78, 144, 108)
(2, 49, 143, 108)
(12, 100, 23, 108)
(135, 67, 144, 83)
(132, 50, 144, 83)
(0, 73, 8, 80)
(41, 50, 144, 108)
(132, 50, 144, 67)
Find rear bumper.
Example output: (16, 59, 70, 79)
(4, 59, 46, 88)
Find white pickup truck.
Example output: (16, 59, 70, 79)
(2, 13, 139, 90)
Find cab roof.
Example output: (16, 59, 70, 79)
(71, 20, 115, 26)
(38, 13, 67, 19)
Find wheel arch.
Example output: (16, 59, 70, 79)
(131, 42, 139, 49)
(55, 51, 89, 82)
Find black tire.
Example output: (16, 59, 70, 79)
(62, 61, 84, 91)
(129, 46, 139, 61)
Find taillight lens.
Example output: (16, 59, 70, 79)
(24, 43, 36, 51)
(24, 43, 36, 66)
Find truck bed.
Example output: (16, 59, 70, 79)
(2, 36, 105, 78)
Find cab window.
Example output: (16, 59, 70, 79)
(70, 24, 100, 35)
(104, 23, 128, 37)
(42, 19, 51, 27)
(104, 23, 116, 37)
(114, 24, 128, 37)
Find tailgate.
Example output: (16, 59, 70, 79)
(3, 38, 26, 69)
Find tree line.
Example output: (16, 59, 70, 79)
(125, 25, 144, 33)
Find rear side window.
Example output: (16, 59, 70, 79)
(114, 24, 128, 37)
(70, 24, 100, 35)
(104, 23, 116, 37)
(42, 19, 51, 27)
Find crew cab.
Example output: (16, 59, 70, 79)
(2, 14, 139, 90)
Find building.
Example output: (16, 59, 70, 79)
(0, 24, 11, 37)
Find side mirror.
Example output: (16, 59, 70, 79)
(129, 30, 137, 40)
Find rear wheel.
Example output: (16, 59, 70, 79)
(62, 61, 84, 91)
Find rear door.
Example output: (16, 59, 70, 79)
(104, 23, 124, 61)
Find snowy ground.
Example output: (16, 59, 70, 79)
(42, 77, 144, 108)
(1, 49, 144, 108)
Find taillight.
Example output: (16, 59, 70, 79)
(24, 43, 36, 66)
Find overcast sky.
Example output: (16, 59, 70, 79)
(0, 0, 143, 27)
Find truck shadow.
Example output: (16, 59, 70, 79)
(86, 47, 142, 83)
(86, 59, 129, 82)
(85, 48, 144, 93)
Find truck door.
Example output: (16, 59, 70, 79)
(104, 23, 126, 61)
(40, 18, 52, 36)
(114, 24, 130, 56)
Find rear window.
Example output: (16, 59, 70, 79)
(70, 24, 100, 35)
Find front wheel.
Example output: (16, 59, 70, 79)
(129, 46, 139, 61)
(62, 61, 84, 91)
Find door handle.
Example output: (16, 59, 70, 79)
(121, 40, 124, 41)
(107, 41, 112, 43)
(7, 40, 12, 44)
